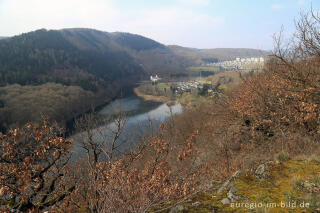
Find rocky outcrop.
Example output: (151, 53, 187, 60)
(217, 170, 241, 195)
(218, 162, 275, 204)
(220, 186, 248, 205)
(153, 159, 320, 212)
(169, 205, 185, 213)
(254, 161, 273, 179)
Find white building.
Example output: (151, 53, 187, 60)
(150, 75, 161, 82)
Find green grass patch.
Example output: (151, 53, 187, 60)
(151, 159, 320, 212)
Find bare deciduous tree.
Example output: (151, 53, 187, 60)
(0, 121, 73, 212)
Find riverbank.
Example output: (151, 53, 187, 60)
(70, 96, 182, 159)
(65, 85, 138, 136)
(134, 85, 211, 109)
(133, 87, 172, 103)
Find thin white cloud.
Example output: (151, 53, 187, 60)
(123, 7, 224, 46)
(177, 0, 211, 6)
(271, 3, 284, 10)
(0, 0, 120, 35)
(0, 0, 224, 48)
(298, 0, 306, 5)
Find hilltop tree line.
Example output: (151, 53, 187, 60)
(0, 28, 196, 130)
(0, 29, 143, 90)
(0, 29, 151, 130)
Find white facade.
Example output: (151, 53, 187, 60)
(207, 56, 266, 70)
(150, 75, 161, 82)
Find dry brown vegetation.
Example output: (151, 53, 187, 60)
(206, 69, 257, 91)
(1, 9, 320, 212)
(0, 121, 73, 212)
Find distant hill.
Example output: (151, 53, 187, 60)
(0, 28, 269, 130)
(0, 29, 268, 90)
(0, 36, 7, 40)
(168, 45, 270, 65)
(109, 32, 191, 75)
(0, 29, 191, 89)
(0, 28, 192, 130)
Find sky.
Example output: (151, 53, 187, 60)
(0, 0, 320, 50)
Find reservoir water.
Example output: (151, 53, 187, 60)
(71, 95, 182, 159)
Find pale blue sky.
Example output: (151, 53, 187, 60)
(0, 0, 319, 49)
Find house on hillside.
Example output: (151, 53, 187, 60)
(150, 75, 161, 83)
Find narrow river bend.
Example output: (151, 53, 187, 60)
(71, 95, 182, 159)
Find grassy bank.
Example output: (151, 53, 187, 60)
(134, 85, 210, 109)
(134, 70, 251, 108)
(133, 87, 172, 103)
(152, 157, 320, 212)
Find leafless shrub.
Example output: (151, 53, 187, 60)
(0, 120, 73, 212)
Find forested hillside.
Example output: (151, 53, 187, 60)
(0, 28, 191, 130)
(0, 29, 131, 87)
(0, 28, 267, 131)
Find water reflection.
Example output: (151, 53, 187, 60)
(71, 96, 182, 159)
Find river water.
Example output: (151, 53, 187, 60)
(71, 95, 182, 159)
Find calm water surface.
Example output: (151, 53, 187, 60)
(71, 95, 182, 158)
